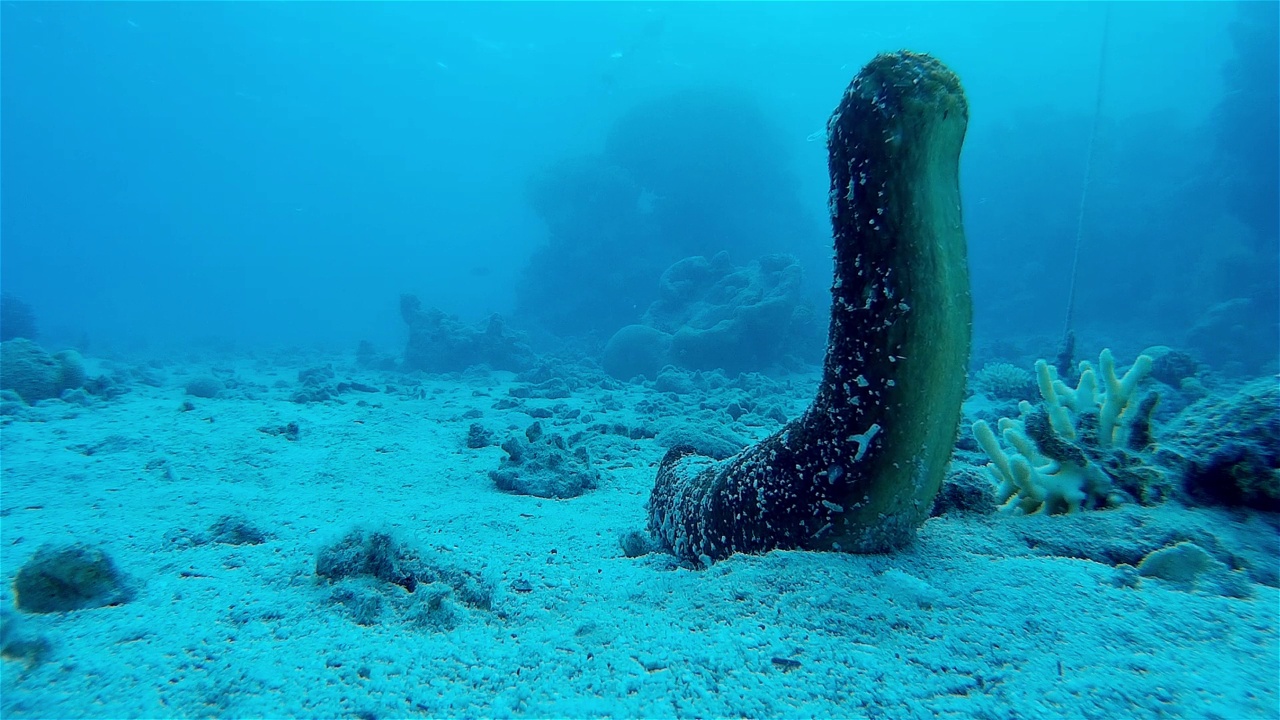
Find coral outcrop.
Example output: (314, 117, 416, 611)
(602, 252, 816, 378)
(490, 421, 600, 499)
(602, 324, 672, 381)
(517, 88, 813, 336)
(1163, 377, 1279, 511)
(972, 349, 1164, 514)
(973, 361, 1037, 400)
(400, 295, 533, 374)
(316, 529, 493, 629)
(0, 339, 86, 404)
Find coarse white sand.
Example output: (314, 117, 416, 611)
(1, 354, 1276, 719)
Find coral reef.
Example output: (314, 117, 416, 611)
(1162, 377, 1279, 511)
(1141, 345, 1202, 388)
(519, 156, 654, 335)
(973, 361, 1037, 400)
(648, 52, 972, 563)
(0, 339, 86, 404)
(317, 530, 423, 593)
(283, 364, 379, 404)
(602, 252, 818, 378)
(517, 85, 816, 337)
(165, 515, 272, 549)
(400, 295, 533, 374)
(652, 421, 749, 461)
(656, 253, 815, 373)
(972, 349, 1165, 514)
(490, 421, 600, 499)
(601, 324, 672, 381)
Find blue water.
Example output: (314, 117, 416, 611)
(1, 2, 1276, 718)
(3, 1, 1273, 355)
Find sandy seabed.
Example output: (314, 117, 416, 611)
(1, 353, 1276, 719)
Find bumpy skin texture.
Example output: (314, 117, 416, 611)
(648, 52, 972, 562)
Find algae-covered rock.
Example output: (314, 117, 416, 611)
(184, 376, 224, 399)
(1141, 345, 1201, 387)
(490, 422, 600, 499)
(653, 421, 749, 461)
(1165, 378, 1279, 511)
(315, 529, 495, 627)
(602, 324, 672, 381)
(13, 544, 135, 613)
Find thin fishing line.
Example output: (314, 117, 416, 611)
(1064, 2, 1113, 339)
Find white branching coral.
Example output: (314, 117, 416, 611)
(972, 349, 1156, 514)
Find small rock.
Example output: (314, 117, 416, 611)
(619, 531, 656, 558)
(184, 376, 224, 399)
(466, 423, 493, 449)
(210, 515, 269, 545)
(13, 544, 134, 613)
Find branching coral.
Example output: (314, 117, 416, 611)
(973, 361, 1036, 400)
(972, 349, 1159, 514)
